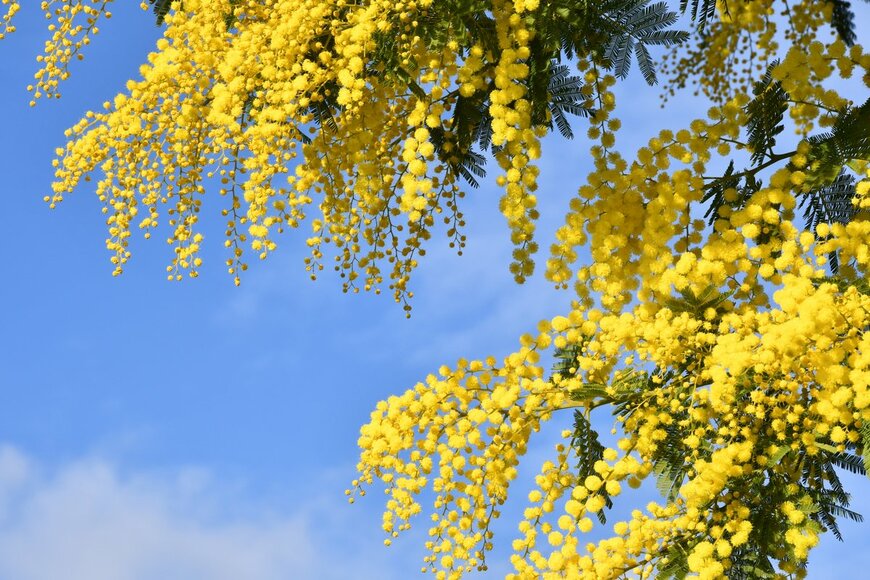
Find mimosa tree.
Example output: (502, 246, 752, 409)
(3, 0, 870, 577)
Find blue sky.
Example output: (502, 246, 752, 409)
(0, 2, 868, 579)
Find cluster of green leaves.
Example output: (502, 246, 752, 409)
(804, 98, 870, 189)
(678, 0, 720, 29)
(569, 411, 615, 523)
(147, 0, 173, 25)
(830, 0, 870, 47)
(744, 64, 788, 166)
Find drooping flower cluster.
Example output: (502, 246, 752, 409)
(0, 0, 18, 39)
(8, 0, 563, 312)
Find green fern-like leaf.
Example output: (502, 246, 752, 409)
(656, 540, 692, 579)
(307, 82, 341, 134)
(604, 1, 688, 84)
(745, 62, 788, 164)
(787, 446, 865, 543)
(678, 0, 721, 28)
(829, 96, 870, 160)
(634, 42, 658, 85)
(427, 126, 487, 189)
(553, 345, 582, 379)
(702, 160, 739, 224)
(651, 423, 693, 501)
(545, 64, 592, 139)
(570, 383, 613, 403)
(861, 421, 870, 475)
(665, 284, 732, 317)
(727, 546, 778, 580)
(830, 0, 858, 46)
(570, 411, 613, 524)
(798, 170, 856, 273)
(799, 171, 857, 232)
(148, 0, 175, 24)
(805, 97, 870, 188)
(456, 150, 487, 189)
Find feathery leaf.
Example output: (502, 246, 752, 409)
(570, 411, 614, 523)
(678, 0, 721, 29)
(745, 62, 788, 164)
(148, 0, 175, 25)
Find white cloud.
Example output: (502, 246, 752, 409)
(0, 445, 410, 580)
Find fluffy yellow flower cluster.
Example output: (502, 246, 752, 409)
(489, 0, 544, 282)
(353, 348, 560, 575)
(662, 0, 782, 104)
(351, 0, 870, 577)
(356, 273, 870, 577)
(4, 0, 564, 310)
(24, 0, 113, 106)
(0, 0, 18, 39)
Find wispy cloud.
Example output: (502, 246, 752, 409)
(0, 445, 414, 580)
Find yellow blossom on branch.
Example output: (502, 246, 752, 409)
(5, 0, 870, 577)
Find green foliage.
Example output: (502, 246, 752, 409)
(798, 171, 857, 232)
(798, 170, 857, 272)
(530, 0, 688, 82)
(148, 0, 175, 25)
(678, 0, 721, 29)
(745, 63, 788, 165)
(702, 161, 760, 225)
(651, 423, 693, 501)
(656, 540, 692, 580)
(570, 411, 614, 523)
(798, 444, 864, 541)
(828, 0, 870, 46)
(552, 344, 583, 383)
(804, 98, 870, 189)
(602, 0, 689, 83)
(664, 285, 733, 317)
(861, 420, 870, 473)
(543, 64, 591, 139)
(831, 0, 860, 45)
